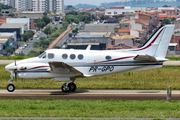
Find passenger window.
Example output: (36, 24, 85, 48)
(62, 54, 68, 59)
(106, 56, 112, 60)
(78, 54, 84, 60)
(70, 54, 76, 60)
(48, 53, 54, 59)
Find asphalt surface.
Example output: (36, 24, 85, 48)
(0, 89, 179, 100)
(22, 32, 47, 55)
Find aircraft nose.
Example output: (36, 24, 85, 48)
(5, 63, 17, 72)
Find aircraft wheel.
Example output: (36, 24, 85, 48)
(61, 83, 70, 92)
(7, 84, 15, 92)
(69, 83, 76, 92)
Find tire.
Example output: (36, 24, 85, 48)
(61, 83, 70, 92)
(69, 83, 76, 92)
(7, 84, 15, 92)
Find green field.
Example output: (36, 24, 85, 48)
(0, 99, 179, 118)
(1, 65, 180, 90)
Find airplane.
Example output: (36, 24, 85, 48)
(5, 24, 175, 92)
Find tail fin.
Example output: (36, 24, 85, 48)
(131, 24, 175, 58)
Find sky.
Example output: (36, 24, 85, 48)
(64, 0, 176, 6)
(64, 0, 127, 6)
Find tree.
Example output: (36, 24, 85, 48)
(21, 30, 34, 42)
(171, 17, 176, 22)
(65, 5, 75, 10)
(42, 15, 51, 25)
(62, 21, 69, 29)
(5, 47, 13, 54)
(8, 13, 15, 17)
(21, 34, 29, 42)
(35, 22, 45, 29)
(0, 12, 3, 16)
(72, 28, 79, 33)
(43, 25, 52, 35)
(161, 18, 171, 25)
(163, 5, 169, 7)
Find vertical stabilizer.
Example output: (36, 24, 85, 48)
(131, 24, 175, 58)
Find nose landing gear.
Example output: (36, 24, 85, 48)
(7, 72, 15, 92)
(7, 84, 15, 92)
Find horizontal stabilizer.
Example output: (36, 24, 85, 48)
(134, 54, 157, 61)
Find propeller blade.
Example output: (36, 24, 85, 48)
(14, 69, 17, 81)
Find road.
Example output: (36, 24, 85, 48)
(56, 22, 85, 48)
(22, 21, 62, 55)
(0, 89, 179, 100)
(22, 32, 47, 55)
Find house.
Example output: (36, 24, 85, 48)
(108, 35, 136, 49)
(138, 13, 151, 21)
(170, 34, 180, 51)
(158, 7, 176, 15)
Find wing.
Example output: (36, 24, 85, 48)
(48, 61, 83, 76)
(134, 54, 157, 61)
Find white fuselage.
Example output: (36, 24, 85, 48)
(5, 49, 164, 81)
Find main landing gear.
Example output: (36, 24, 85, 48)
(61, 82, 76, 92)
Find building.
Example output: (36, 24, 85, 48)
(83, 24, 119, 33)
(170, 34, 180, 51)
(107, 35, 136, 50)
(1, 9, 15, 16)
(0, 0, 15, 7)
(0, 32, 17, 41)
(6, 18, 30, 30)
(138, 13, 151, 21)
(14, 11, 45, 19)
(32, 0, 64, 14)
(105, 8, 135, 16)
(0, 23, 28, 41)
(131, 7, 151, 12)
(0, 35, 16, 56)
(158, 7, 176, 15)
(15, 0, 32, 11)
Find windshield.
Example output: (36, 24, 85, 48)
(39, 52, 46, 58)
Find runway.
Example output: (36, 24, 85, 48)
(1, 89, 180, 100)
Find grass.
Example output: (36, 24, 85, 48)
(0, 56, 31, 60)
(0, 99, 180, 118)
(1, 65, 180, 90)
(166, 57, 180, 61)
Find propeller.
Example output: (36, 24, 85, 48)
(14, 54, 17, 80)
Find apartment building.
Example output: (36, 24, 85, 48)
(0, 0, 64, 13)
(0, 0, 15, 7)
(15, 0, 32, 11)
(32, 0, 64, 14)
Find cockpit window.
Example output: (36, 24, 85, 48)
(39, 52, 46, 58)
(48, 53, 54, 59)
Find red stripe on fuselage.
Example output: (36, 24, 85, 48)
(94, 56, 135, 64)
(28, 66, 49, 70)
(131, 28, 164, 51)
